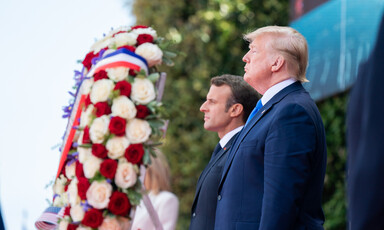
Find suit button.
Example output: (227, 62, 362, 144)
(217, 195, 222, 201)
(192, 212, 196, 217)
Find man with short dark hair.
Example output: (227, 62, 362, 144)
(189, 74, 258, 230)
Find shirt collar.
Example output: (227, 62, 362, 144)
(261, 78, 296, 106)
(219, 126, 243, 148)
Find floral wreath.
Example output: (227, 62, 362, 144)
(36, 25, 174, 230)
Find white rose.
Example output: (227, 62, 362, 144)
(135, 43, 163, 67)
(53, 193, 68, 207)
(67, 178, 80, 206)
(70, 204, 85, 222)
(106, 136, 130, 159)
(107, 26, 130, 37)
(58, 219, 69, 230)
(111, 96, 137, 119)
(126, 119, 152, 144)
(53, 175, 67, 195)
(81, 78, 94, 95)
(65, 163, 76, 180)
(90, 79, 114, 104)
(91, 36, 112, 54)
(112, 32, 138, 47)
(132, 27, 158, 39)
(86, 180, 113, 209)
(115, 161, 137, 189)
(99, 217, 122, 230)
(106, 67, 129, 82)
(80, 104, 94, 128)
(83, 155, 102, 179)
(131, 78, 156, 104)
(78, 146, 92, 164)
(89, 115, 110, 144)
(77, 227, 92, 230)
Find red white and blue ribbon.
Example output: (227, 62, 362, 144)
(35, 206, 64, 230)
(87, 48, 149, 77)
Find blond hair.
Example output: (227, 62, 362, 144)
(244, 26, 309, 83)
(145, 150, 171, 194)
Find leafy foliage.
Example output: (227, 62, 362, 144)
(317, 92, 348, 230)
(128, 0, 347, 229)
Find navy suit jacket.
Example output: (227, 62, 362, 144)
(189, 133, 239, 230)
(215, 82, 327, 230)
(347, 14, 384, 230)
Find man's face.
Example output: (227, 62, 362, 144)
(242, 35, 275, 94)
(200, 85, 233, 136)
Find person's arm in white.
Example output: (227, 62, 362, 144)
(156, 191, 179, 230)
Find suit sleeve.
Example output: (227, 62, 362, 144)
(259, 103, 317, 229)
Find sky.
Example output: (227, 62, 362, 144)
(0, 1, 135, 229)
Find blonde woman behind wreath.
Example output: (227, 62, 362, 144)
(131, 150, 179, 230)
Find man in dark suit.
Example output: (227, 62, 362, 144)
(347, 14, 384, 230)
(214, 26, 327, 229)
(189, 74, 259, 230)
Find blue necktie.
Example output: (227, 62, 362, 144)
(209, 143, 222, 162)
(246, 99, 263, 125)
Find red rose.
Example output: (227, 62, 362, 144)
(129, 69, 137, 77)
(92, 143, 108, 159)
(114, 81, 132, 97)
(100, 159, 118, 179)
(124, 144, 144, 164)
(67, 224, 78, 230)
(136, 105, 150, 119)
(131, 25, 148, 29)
(82, 126, 91, 144)
(81, 208, 103, 228)
(82, 51, 99, 70)
(117, 45, 136, 52)
(75, 161, 85, 178)
(108, 191, 131, 216)
(84, 94, 91, 109)
(108, 116, 126, 136)
(64, 180, 70, 192)
(63, 206, 71, 216)
(94, 102, 111, 117)
(77, 177, 90, 200)
(137, 34, 154, 45)
(93, 70, 109, 81)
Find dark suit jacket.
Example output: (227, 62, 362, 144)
(189, 133, 239, 230)
(347, 14, 384, 230)
(215, 82, 327, 230)
(0, 206, 4, 230)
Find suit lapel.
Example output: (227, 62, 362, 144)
(219, 82, 305, 188)
(192, 133, 239, 210)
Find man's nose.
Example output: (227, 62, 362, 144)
(200, 102, 207, 112)
(242, 51, 250, 62)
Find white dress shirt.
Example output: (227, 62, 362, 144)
(219, 126, 243, 148)
(260, 78, 297, 106)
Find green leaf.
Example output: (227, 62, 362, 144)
(143, 148, 151, 165)
(164, 50, 177, 58)
(147, 73, 160, 83)
(147, 119, 165, 129)
(78, 144, 92, 148)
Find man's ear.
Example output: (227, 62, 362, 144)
(230, 104, 243, 118)
(271, 55, 285, 72)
